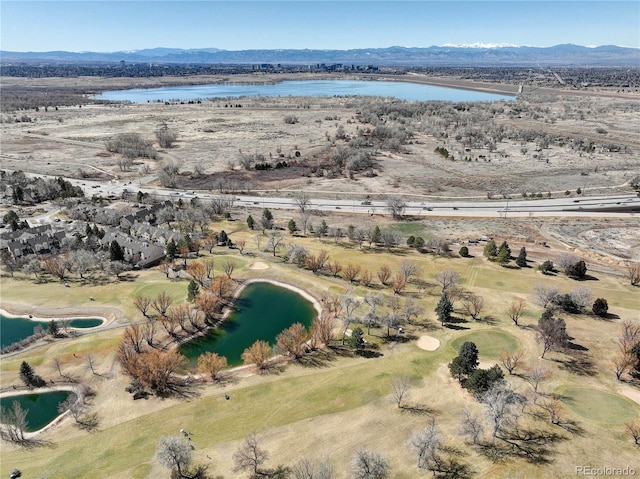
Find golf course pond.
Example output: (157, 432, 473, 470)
(180, 281, 318, 367)
(0, 314, 105, 349)
(0, 390, 76, 432)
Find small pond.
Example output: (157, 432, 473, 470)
(0, 314, 104, 349)
(180, 282, 317, 367)
(0, 390, 75, 432)
(95, 80, 514, 103)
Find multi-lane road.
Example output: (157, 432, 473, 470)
(19, 173, 640, 218)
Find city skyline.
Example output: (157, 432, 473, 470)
(1, 1, 639, 53)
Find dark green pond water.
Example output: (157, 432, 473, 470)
(180, 282, 317, 367)
(0, 390, 75, 432)
(0, 314, 104, 348)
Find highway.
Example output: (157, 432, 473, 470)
(19, 173, 640, 218)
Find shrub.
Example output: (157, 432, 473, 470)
(592, 298, 609, 317)
(459, 246, 469, 257)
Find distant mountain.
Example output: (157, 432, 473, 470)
(1, 45, 638, 67)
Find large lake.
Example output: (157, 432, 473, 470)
(95, 80, 514, 103)
(180, 282, 317, 367)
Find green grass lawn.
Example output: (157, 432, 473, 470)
(450, 330, 521, 359)
(2, 219, 639, 478)
(1, 347, 442, 479)
(559, 387, 638, 424)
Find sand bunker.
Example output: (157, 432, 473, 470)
(248, 262, 269, 270)
(417, 335, 440, 351)
(619, 387, 640, 406)
(478, 360, 498, 369)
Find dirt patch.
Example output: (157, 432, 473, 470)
(416, 335, 440, 351)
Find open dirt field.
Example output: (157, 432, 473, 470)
(2, 74, 639, 199)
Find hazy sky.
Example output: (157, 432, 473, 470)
(1, 1, 639, 52)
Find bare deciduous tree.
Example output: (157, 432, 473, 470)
(499, 350, 525, 375)
(480, 383, 526, 439)
(407, 418, 441, 472)
(293, 192, 312, 236)
(385, 195, 406, 218)
(343, 263, 361, 283)
(400, 260, 422, 282)
(152, 291, 173, 317)
(613, 320, 640, 380)
(534, 283, 561, 309)
(625, 420, 640, 446)
(626, 262, 640, 286)
(197, 352, 228, 382)
(390, 375, 410, 408)
(508, 298, 527, 327)
(459, 408, 485, 444)
(463, 294, 485, 320)
(350, 449, 390, 479)
(223, 260, 237, 279)
(525, 364, 551, 394)
(435, 270, 459, 293)
(233, 432, 269, 475)
(311, 313, 336, 348)
(377, 265, 392, 286)
(276, 323, 309, 359)
(292, 456, 335, 479)
(134, 295, 152, 318)
(0, 400, 27, 443)
(241, 340, 273, 370)
(267, 231, 285, 257)
(156, 435, 192, 478)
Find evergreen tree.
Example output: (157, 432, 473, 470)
(371, 225, 381, 244)
(459, 246, 469, 257)
(483, 239, 497, 259)
(109, 240, 125, 262)
(435, 293, 453, 325)
(406, 235, 416, 247)
(217, 230, 228, 244)
(458, 341, 480, 376)
(567, 260, 587, 279)
(592, 298, 608, 317)
(187, 279, 199, 302)
(465, 365, 505, 395)
(287, 219, 297, 235)
(246, 214, 255, 230)
(496, 245, 510, 265)
(47, 320, 59, 337)
(19, 361, 35, 387)
(320, 220, 329, 237)
(498, 241, 511, 257)
(348, 327, 365, 351)
(261, 209, 274, 230)
(516, 247, 528, 267)
(166, 238, 178, 261)
(413, 237, 425, 249)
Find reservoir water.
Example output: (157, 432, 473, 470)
(180, 282, 317, 367)
(0, 390, 75, 432)
(95, 80, 514, 103)
(0, 314, 104, 349)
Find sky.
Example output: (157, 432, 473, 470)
(1, 1, 639, 52)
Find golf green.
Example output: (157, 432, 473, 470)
(560, 387, 638, 424)
(450, 330, 520, 359)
